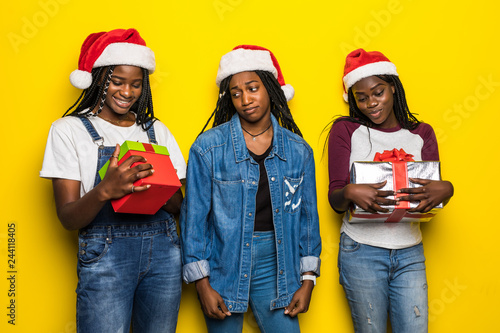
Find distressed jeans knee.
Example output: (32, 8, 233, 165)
(338, 233, 428, 333)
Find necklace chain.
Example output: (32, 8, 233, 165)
(241, 123, 272, 141)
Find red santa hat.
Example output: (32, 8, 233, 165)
(342, 48, 398, 102)
(69, 28, 155, 89)
(216, 45, 294, 101)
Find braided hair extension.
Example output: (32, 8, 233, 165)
(63, 66, 111, 117)
(133, 68, 157, 130)
(94, 66, 114, 116)
(199, 70, 302, 137)
(64, 66, 157, 131)
(256, 71, 302, 137)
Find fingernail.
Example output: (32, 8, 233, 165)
(151, 169, 155, 174)
(146, 185, 151, 189)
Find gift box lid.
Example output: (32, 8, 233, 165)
(99, 141, 170, 180)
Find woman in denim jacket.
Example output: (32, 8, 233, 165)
(181, 45, 321, 333)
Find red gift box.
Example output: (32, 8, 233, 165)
(347, 149, 442, 223)
(99, 141, 182, 215)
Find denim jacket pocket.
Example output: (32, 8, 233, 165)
(78, 235, 110, 264)
(283, 175, 303, 214)
(212, 178, 244, 223)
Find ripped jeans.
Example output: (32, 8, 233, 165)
(338, 233, 428, 333)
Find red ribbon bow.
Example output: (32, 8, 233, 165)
(373, 148, 414, 162)
(373, 148, 414, 222)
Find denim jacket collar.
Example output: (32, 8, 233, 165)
(230, 113, 287, 163)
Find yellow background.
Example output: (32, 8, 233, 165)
(1, 0, 498, 331)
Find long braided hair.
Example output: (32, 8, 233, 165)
(64, 66, 157, 130)
(199, 70, 302, 137)
(322, 74, 420, 157)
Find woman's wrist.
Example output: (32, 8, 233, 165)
(329, 187, 351, 212)
(94, 182, 112, 202)
(300, 273, 316, 286)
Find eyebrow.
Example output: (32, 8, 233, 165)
(354, 83, 385, 95)
(111, 75, 143, 82)
(230, 80, 258, 90)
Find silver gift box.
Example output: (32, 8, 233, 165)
(347, 161, 443, 223)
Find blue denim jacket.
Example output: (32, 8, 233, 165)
(180, 114, 321, 313)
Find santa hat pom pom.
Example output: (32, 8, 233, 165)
(70, 70, 92, 89)
(281, 84, 295, 101)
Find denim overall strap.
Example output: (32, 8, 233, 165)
(79, 116, 104, 147)
(79, 117, 173, 227)
(146, 120, 157, 144)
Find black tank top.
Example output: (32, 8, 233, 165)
(248, 143, 274, 232)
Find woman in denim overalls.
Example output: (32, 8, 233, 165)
(181, 45, 321, 333)
(40, 29, 186, 333)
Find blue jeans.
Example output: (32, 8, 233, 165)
(338, 233, 428, 333)
(205, 231, 300, 333)
(76, 220, 182, 333)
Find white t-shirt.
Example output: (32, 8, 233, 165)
(40, 115, 187, 198)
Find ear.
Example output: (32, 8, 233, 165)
(391, 84, 395, 94)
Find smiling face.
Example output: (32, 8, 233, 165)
(229, 71, 271, 128)
(98, 65, 143, 118)
(352, 75, 397, 129)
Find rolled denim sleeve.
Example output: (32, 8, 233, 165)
(299, 149, 322, 276)
(300, 256, 321, 275)
(183, 260, 211, 283)
(180, 143, 213, 283)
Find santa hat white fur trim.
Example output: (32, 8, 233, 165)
(343, 61, 398, 102)
(215, 48, 294, 101)
(216, 49, 277, 86)
(70, 43, 156, 89)
(94, 43, 155, 72)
